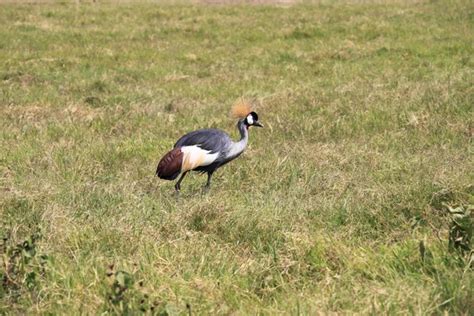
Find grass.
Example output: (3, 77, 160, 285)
(0, 0, 473, 314)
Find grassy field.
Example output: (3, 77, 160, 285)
(1, 0, 473, 314)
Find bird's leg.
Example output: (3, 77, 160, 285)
(203, 171, 214, 192)
(175, 171, 188, 192)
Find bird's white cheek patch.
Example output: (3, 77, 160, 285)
(247, 115, 254, 125)
(181, 145, 218, 171)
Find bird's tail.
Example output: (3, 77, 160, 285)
(156, 147, 183, 180)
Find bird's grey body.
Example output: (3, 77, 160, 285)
(174, 121, 248, 173)
(156, 111, 261, 192)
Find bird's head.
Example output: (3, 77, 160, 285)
(244, 111, 263, 128)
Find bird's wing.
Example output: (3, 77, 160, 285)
(174, 129, 232, 154)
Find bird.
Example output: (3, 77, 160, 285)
(156, 100, 263, 192)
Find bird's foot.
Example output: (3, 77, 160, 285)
(202, 185, 210, 194)
(173, 190, 180, 199)
(174, 184, 181, 197)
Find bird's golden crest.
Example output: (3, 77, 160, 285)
(231, 98, 253, 119)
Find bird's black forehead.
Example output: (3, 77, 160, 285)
(249, 111, 258, 121)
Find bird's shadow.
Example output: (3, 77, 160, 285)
(168, 186, 212, 201)
(172, 186, 211, 200)
(149, 175, 213, 203)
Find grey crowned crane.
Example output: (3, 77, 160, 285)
(156, 101, 263, 192)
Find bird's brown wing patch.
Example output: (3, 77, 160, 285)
(156, 147, 183, 180)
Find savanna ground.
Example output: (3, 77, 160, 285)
(1, 0, 473, 314)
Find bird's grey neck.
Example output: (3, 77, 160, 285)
(225, 120, 248, 159)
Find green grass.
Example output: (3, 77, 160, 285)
(1, 1, 473, 314)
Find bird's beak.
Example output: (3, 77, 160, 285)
(254, 121, 263, 128)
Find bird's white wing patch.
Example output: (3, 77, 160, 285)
(181, 145, 218, 172)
